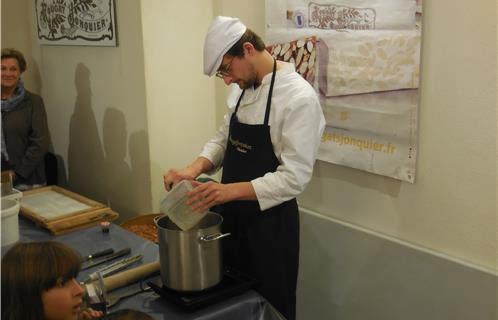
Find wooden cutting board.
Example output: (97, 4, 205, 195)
(20, 186, 118, 235)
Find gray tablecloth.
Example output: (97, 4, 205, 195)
(1, 216, 284, 320)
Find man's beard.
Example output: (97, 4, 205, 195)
(237, 78, 256, 90)
(237, 64, 258, 89)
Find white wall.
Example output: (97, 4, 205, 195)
(140, 0, 218, 211)
(298, 210, 497, 320)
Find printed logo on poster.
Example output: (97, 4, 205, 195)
(293, 10, 305, 28)
(35, 0, 117, 46)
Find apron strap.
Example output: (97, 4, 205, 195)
(234, 89, 245, 114)
(233, 58, 277, 125)
(264, 59, 277, 126)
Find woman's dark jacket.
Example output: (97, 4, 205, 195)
(2, 91, 49, 186)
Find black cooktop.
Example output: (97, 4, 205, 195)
(148, 267, 256, 310)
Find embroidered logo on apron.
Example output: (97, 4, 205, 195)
(229, 135, 253, 154)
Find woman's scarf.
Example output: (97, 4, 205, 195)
(1, 80, 25, 112)
(1, 81, 26, 161)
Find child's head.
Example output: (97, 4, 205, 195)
(1, 241, 84, 320)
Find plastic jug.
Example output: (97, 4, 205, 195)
(160, 180, 207, 231)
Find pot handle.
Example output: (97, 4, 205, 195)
(199, 233, 231, 242)
(153, 214, 166, 226)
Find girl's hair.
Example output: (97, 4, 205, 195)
(1, 241, 81, 320)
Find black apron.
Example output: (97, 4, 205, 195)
(220, 60, 299, 320)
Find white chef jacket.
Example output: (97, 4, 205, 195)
(200, 62, 325, 211)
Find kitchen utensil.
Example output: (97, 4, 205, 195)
(87, 254, 143, 282)
(160, 180, 208, 231)
(106, 286, 152, 308)
(103, 261, 160, 291)
(154, 212, 230, 291)
(81, 248, 114, 262)
(83, 261, 160, 312)
(81, 248, 131, 270)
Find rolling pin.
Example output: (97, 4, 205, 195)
(103, 261, 160, 292)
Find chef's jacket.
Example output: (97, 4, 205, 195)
(200, 62, 325, 211)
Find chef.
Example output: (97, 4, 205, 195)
(163, 16, 325, 320)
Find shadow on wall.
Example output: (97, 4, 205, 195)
(66, 63, 152, 221)
(102, 109, 153, 222)
(67, 63, 106, 203)
(128, 130, 153, 215)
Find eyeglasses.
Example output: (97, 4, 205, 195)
(215, 57, 234, 79)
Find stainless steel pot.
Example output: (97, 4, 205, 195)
(154, 212, 230, 291)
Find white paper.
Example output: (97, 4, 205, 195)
(21, 191, 92, 220)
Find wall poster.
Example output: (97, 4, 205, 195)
(35, 0, 117, 46)
(266, 0, 422, 182)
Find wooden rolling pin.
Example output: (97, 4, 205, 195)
(103, 261, 160, 292)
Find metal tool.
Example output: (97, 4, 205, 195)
(106, 285, 152, 308)
(87, 254, 143, 282)
(81, 248, 114, 262)
(84, 272, 107, 313)
(81, 248, 131, 270)
(83, 261, 160, 313)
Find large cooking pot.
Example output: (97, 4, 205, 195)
(154, 212, 230, 291)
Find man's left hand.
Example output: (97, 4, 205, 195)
(187, 181, 256, 212)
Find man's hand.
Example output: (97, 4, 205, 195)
(187, 181, 257, 212)
(163, 157, 214, 191)
(163, 168, 196, 191)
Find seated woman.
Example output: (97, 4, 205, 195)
(1, 241, 103, 320)
(1, 48, 49, 190)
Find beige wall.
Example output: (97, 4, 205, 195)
(1, 0, 41, 93)
(140, 0, 218, 211)
(2, 0, 153, 222)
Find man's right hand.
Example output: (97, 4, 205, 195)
(163, 157, 215, 191)
(163, 168, 196, 191)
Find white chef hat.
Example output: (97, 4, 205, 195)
(203, 16, 247, 77)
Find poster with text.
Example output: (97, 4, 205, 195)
(35, 0, 117, 46)
(266, 0, 422, 182)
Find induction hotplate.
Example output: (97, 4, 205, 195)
(148, 267, 256, 310)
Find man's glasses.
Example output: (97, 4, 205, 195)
(215, 57, 234, 79)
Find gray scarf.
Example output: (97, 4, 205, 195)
(1, 81, 26, 161)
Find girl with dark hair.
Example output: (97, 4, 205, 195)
(1, 241, 103, 320)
